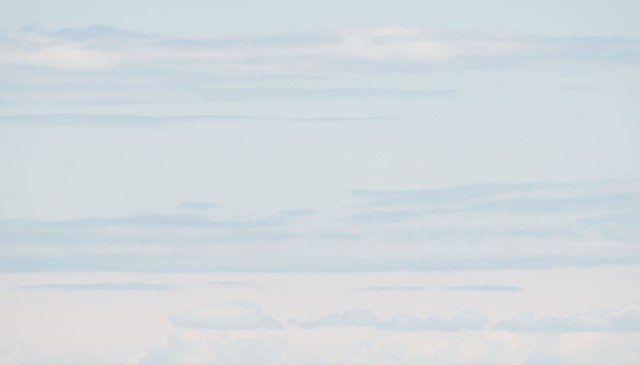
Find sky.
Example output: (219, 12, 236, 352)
(0, 1, 639, 364)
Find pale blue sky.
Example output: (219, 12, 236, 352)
(2, 0, 640, 36)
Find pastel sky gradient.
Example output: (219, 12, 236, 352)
(0, 1, 639, 364)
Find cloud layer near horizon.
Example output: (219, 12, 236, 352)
(171, 301, 640, 334)
(140, 302, 640, 365)
(171, 302, 284, 330)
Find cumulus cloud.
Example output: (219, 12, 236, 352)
(377, 313, 427, 332)
(135, 304, 640, 365)
(379, 309, 486, 331)
(299, 309, 380, 329)
(300, 308, 485, 331)
(494, 307, 640, 332)
(170, 302, 283, 330)
(135, 330, 640, 365)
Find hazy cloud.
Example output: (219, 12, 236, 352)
(0, 179, 638, 272)
(0, 114, 392, 128)
(171, 302, 283, 330)
(300, 308, 485, 331)
(299, 309, 380, 329)
(379, 309, 486, 331)
(494, 307, 640, 332)
(209, 281, 252, 287)
(3, 26, 639, 72)
(355, 286, 425, 291)
(139, 329, 286, 365)
(16, 282, 172, 291)
(445, 285, 523, 292)
(176, 201, 219, 210)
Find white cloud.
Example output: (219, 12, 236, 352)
(27, 45, 120, 71)
(300, 309, 380, 329)
(1, 26, 638, 72)
(309, 27, 525, 63)
(0, 33, 120, 71)
(379, 309, 486, 331)
(494, 306, 640, 332)
(138, 329, 286, 365)
(141, 330, 637, 365)
(300, 308, 485, 331)
(322, 331, 640, 365)
(170, 302, 283, 330)
(299, 306, 640, 334)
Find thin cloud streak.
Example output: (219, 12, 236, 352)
(16, 282, 173, 291)
(445, 285, 524, 292)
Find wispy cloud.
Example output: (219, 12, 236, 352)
(0, 114, 392, 128)
(445, 285, 523, 292)
(1, 25, 639, 109)
(3, 26, 639, 72)
(355, 286, 426, 291)
(16, 282, 172, 291)
(176, 201, 218, 210)
(209, 281, 253, 287)
(0, 179, 637, 272)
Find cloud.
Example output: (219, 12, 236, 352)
(2, 26, 638, 109)
(209, 281, 252, 287)
(352, 180, 640, 217)
(420, 309, 486, 331)
(299, 308, 485, 331)
(0, 46, 120, 71)
(176, 201, 218, 210)
(349, 180, 640, 261)
(0, 177, 637, 272)
(379, 309, 486, 332)
(299, 309, 380, 329)
(136, 329, 640, 365)
(0, 114, 390, 128)
(16, 282, 172, 291)
(2, 26, 639, 74)
(0, 212, 284, 245)
(494, 307, 640, 332)
(445, 285, 523, 292)
(171, 302, 283, 330)
(139, 329, 286, 365)
(355, 286, 425, 292)
(47, 24, 146, 41)
(352, 182, 576, 207)
(319, 331, 640, 365)
(376, 313, 427, 332)
(0, 29, 122, 71)
(103, 303, 640, 365)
